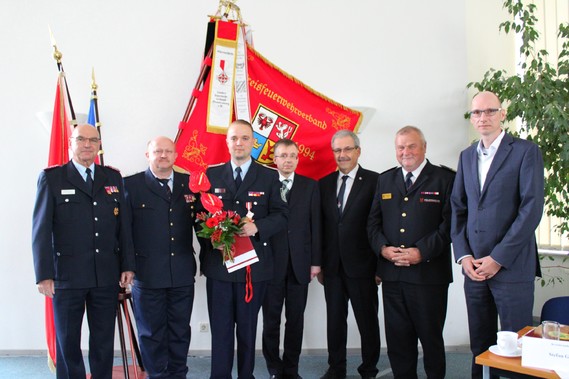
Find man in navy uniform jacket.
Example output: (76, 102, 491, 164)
(124, 136, 198, 379)
(32, 124, 135, 379)
(199, 120, 288, 379)
(368, 126, 455, 379)
(262, 138, 322, 379)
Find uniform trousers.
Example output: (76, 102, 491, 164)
(323, 269, 380, 377)
(464, 278, 534, 379)
(262, 263, 309, 377)
(53, 285, 119, 379)
(132, 284, 194, 379)
(382, 281, 448, 379)
(206, 278, 267, 379)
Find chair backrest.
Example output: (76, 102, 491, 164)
(540, 296, 569, 325)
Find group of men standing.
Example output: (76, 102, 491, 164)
(32, 90, 545, 379)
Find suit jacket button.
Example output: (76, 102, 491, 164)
(171, 253, 175, 256)
(404, 197, 409, 202)
(93, 201, 98, 206)
(263, 242, 267, 246)
(235, 200, 240, 204)
(56, 252, 61, 256)
(400, 228, 405, 233)
(95, 249, 100, 253)
(402, 212, 407, 217)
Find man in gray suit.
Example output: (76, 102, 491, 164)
(451, 91, 545, 379)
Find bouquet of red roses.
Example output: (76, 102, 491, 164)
(195, 209, 244, 262)
(189, 171, 244, 262)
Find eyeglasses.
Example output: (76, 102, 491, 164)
(469, 108, 502, 118)
(332, 146, 359, 154)
(72, 136, 100, 144)
(152, 149, 175, 155)
(274, 153, 298, 160)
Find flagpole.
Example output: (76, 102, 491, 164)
(91, 68, 105, 166)
(49, 26, 77, 128)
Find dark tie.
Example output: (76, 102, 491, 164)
(405, 172, 414, 191)
(337, 175, 349, 215)
(85, 168, 94, 193)
(235, 167, 242, 189)
(281, 179, 291, 202)
(157, 178, 171, 197)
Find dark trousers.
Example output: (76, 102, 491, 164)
(262, 264, 309, 377)
(206, 278, 267, 379)
(53, 285, 119, 379)
(132, 284, 194, 379)
(382, 281, 448, 379)
(323, 271, 380, 377)
(464, 278, 534, 379)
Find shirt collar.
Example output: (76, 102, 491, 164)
(402, 158, 427, 180)
(338, 165, 359, 181)
(231, 158, 253, 177)
(72, 160, 95, 178)
(477, 130, 505, 156)
(279, 172, 295, 185)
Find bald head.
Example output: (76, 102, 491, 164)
(146, 136, 178, 178)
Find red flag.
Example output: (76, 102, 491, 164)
(175, 23, 361, 180)
(45, 72, 72, 370)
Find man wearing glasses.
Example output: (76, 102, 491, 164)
(32, 124, 135, 379)
(451, 91, 545, 379)
(124, 136, 198, 378)
(318, 130, 380, 379)
(262, 138, 321, 379)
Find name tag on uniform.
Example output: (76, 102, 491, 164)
(61, 189, 75, 195)
(214, 188, 226, 193)
(381, 193, 392, 200)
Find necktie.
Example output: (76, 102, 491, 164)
(281, 179, 290, 202)
(235, 167, 242, 189)
(85, 168, 94, 193)
(157, 178, 171, 197)
(337, 175, 349, 215)
(405, 172, 414, 191)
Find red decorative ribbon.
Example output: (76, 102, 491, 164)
(245, 266, 253, 303)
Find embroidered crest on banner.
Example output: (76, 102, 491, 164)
(251, 104, 299, 164)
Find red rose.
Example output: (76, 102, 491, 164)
(211, 228, 222, 242)
(206, 217, 219, 228)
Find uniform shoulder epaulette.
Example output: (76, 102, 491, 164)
(379, 166, 398, 175)
(207, 162, 225, 168)
(44, 164, 62, 171)
(439, 164, 456, 173)
(104, 165, 121, 173)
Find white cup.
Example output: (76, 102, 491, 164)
(497, 331, 519, 354)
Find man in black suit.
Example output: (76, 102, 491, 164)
(368, 126, 455, 379)
(32, 124, 135, 379)
(199, 119, 288, 379)
(319, 130, 380, 379)
(262, 139, 322, 379)
(124, 136, 198, 379)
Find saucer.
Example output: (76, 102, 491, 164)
(489, 345, 522, 357)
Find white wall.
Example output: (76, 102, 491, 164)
(0, 0, 519, 353)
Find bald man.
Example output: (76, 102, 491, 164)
(124, 136, 199, 379)
(451, 91, 544, 378)
(32, 124, 135, 379)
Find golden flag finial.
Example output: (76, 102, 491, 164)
(91, 67, 98, 91)
(48, 25, 62, 63)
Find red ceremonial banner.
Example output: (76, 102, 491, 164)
(44, 73, 72, 370)
(175, 22, 362, 180)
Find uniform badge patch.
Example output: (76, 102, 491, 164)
(382, 193, 392, 200)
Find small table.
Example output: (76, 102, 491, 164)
(475, 326, 560, 379)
